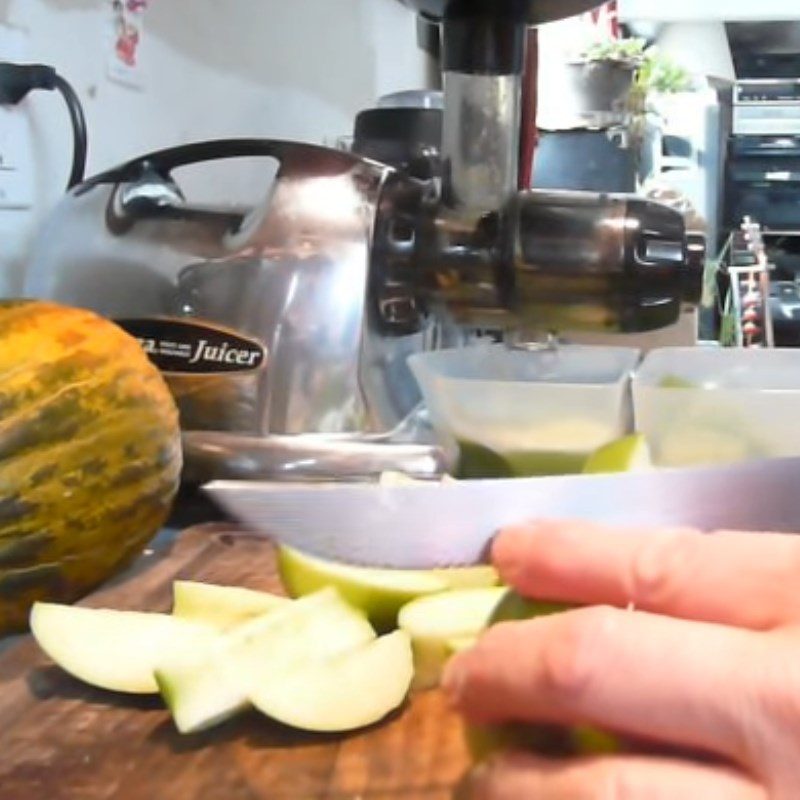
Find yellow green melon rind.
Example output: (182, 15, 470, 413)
(0, 301, 182, 634)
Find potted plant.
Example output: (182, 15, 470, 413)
(566, 37, 693, 132)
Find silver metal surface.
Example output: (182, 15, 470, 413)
(118, 167, 185, 214)
(441, 72, 521, 213)
(182, 430, 452, 484)
(205, 456, 800, 568)
(26, 142, 402, 439)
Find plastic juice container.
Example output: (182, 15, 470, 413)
(633, 347, 800, 467)
(409, 344, 640, 478)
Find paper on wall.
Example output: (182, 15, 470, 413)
(106, 0, 151, 89)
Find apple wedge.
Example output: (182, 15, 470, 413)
(432, 565, 499, 590)
(250, 630, 413, 732)
(465, 721, 622, 762)
(29, 602, 218, 694)
(466, 588, 622, 761)
(172, 580, 287, 631)
(398, 587, 507, 690)
(277, 545, 498, 632)
(155, 587, 376, 734)
(488, 589, 572, 624)
(445, 636, 478, 655)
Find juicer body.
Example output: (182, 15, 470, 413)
(23, 0, 703, 481)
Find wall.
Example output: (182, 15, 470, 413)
(619, 0, 800, 22)
(654, 23, 735, 82)
(0, 0, 428, 296)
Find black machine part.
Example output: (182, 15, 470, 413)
(398, 0, 603, 30)
(352, 106, 442, 180)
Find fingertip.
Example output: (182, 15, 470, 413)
(492, 519, 625, 585)
(490, 522, 544, 577)
(442, 628, 522, 722)
(492, 520, 581, 589)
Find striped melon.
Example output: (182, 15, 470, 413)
(0, 300, 182, 635)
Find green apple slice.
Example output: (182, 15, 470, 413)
(378, 470, 424, 486)
(432, 565, 499, 589)
(172, 580, 288, 631)
(30, 602, 218, 694)
(277, 545, 498, 633)
(465, 721, 622, 762)
(250, 630, 413, 732)
(582, 433, 652, 474)
(445, 635, 478, 655)
(398, 587, 507, 690)
(277, 544, 445, 633)
(155, 587, 375, 734)
(488, 589, 572, 624)
(465, 588, 621, 761)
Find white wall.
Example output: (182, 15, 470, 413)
(0, 0, 427, 296)
(656, 23, 735, 82)
(620, 0, 800, 22)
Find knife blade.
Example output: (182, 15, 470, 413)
(204, 456, 800, 568)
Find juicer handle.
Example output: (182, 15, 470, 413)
(81, 139, 370, 191)
(89, 138, 384, 234)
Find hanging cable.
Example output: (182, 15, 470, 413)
(51, 72, 88, 190)
(0, 62, 88, 191)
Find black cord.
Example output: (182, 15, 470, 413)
(0, 62, 88, 192)
(52, 73, 88, 190)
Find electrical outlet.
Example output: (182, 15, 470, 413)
(0, 26, 34, 210)
(0, 167, 34, 210)
(0, 107, 33, 209)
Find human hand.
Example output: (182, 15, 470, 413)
(443, 520, 800, 799)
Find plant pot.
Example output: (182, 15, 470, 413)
(564, 59, 636, 128)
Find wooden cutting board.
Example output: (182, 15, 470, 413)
(0, 524, 471, 800)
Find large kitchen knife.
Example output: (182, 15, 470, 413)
(204, 457, 800, 568)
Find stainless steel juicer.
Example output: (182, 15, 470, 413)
(25, 0, 704, 483)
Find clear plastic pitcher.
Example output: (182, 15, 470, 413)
(408, 344, 640, 478)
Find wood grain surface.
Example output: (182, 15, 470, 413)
(0, 525, 471, 800)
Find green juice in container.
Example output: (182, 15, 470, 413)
(409, 344, 641, 479)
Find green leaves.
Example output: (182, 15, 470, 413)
(579, 38, 692, 96)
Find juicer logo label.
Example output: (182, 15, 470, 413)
(115, 318, 267, 375)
